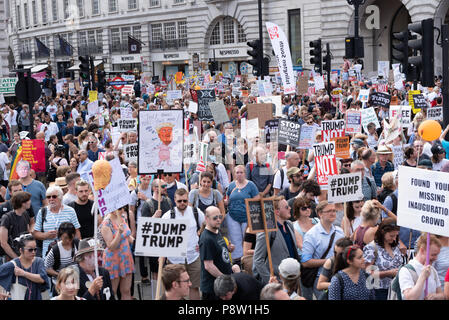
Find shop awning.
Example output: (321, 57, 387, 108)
(67, 60, 103, 71)
(31, 64, 49, 73)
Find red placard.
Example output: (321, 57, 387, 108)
(21, 139, 46, 173)
(313, 141, 338, 187)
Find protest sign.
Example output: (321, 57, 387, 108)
(297, 71, 309, 95)
(266, 22, 296, 95)
(187, 101, 198, 114)
(313, 141, 338, 187)
(121, 85, 134, 95)
(321, 119, 345, 142)
(247, 104, 273, 129)
(314, 75, 325, 90)
(138, 109, 183, 174)
(209, 100, 230, 125)
(87, 100, 99, 117)
(327, 172, 363, 204)
(120, 107, 133, 120)
(257, 96, 282, 117)
(278, 119, 301, 147)
(427, 107, 443, 121)
(265, 120, 278, 143)
(135, 217, 190, 257)
(118, 119, 137, 132)
(246, 118, 260, 139)
(345, 110, 362, 133)
(89, 90, 98, 102)
(358, 89, 370, 103)
(361, 107, 381, 133)
(196, 89, 215, 121)
(370, 92, 391, 108)
(412, 94, 427, 113)
(390, 105, 411, 126)
(331, 136, 350, 159)
(245, 198, 277, 233)
(398, 166, 449, 237)
(87, 157, 132, 217)
(124, 143, 138, 163)
(263, 81, 273, 96)
(378, 61, 389, 78)
(183, 134, 198, 165)
(167, 90, 182, 101)
(298, 125, 316, 150)
(392, 145, 404, 170)
(21, 139, 46, 173)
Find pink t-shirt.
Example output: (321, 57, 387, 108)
(445, 267, 449, 282)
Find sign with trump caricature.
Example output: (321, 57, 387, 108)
(138, 109, 184, 174)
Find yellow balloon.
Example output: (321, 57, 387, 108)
(418, 120, 442, 142)
(92, 160, 112, 191)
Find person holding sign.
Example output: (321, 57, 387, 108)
(398, 234, 445, 300)
(253, 196, 300, 285)
(199, 206, 233, 300)
(100, 207, 135, 300)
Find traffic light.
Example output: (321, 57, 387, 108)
(261, 57, 269, 77)
(323, 43, 331, 76)
(408, 18, 434, 86)
(79, 56, 90, 80)
(247, 39, 262, 76)
(97, 69, 106, 93)
(309, 39, 322, 74)
(392, 30, 410, 76)
(208, 60, 219, 73)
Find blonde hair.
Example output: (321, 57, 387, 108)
(381, 172, 395, 190)
(360, 200, 380, 222)
(55, 267, 79, 294)
(416, 233, 441, 252)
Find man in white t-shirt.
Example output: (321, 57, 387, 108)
(273, 151, 300, 195)
(4, 106, 18, 137)
(399, 234, 444, 300)
(0, 151, 10, 185)
(40, 113, 60, 141)
(46, 100, 58, 117)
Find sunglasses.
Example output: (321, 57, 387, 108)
(209, 215, 223, 221)
(300, 206, 311, 210)
(46, 195, 58, 199)
(176, 199, 188, 203)
(25, 248, 37, 253)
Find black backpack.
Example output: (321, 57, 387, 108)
(47, 238, 80, 271)
(170, 207, 201, 232)
(36, 207, 48, 250)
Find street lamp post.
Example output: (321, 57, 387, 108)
(347, 0, 366, 58)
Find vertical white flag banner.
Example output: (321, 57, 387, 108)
(266, 22, 296, 95)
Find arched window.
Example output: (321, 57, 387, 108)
(209, 17, 246, 46)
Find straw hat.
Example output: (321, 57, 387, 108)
(49, 177, 68, 188)
(376, 145, 392, 155)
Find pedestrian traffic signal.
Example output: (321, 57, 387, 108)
(392, 31, 409, 75)
(247, 40, 262, 76)
(97, 69, 106, 93)
(310, 39, 322, 74)
(408, 18, 434, 87)
(79, 56, 90, 80)
(323, 43, 331, 76)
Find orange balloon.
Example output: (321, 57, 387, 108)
(418, 120, 442, 142)
(92, 160, 112, 191)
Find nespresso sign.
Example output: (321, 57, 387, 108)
(212, 48, 247, 58)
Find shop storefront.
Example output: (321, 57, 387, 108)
(151, 52, 189, 81)
(111, 54, 142, 72)
(208, 47, 250, 75)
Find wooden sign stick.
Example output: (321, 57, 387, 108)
(155, 257, 166, 300)
(261, 199, 274, 277)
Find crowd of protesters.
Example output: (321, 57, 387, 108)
(0, 63, 448, 301)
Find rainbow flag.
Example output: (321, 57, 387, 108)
(9, 145, 23, 181)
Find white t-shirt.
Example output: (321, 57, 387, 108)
(432, 159, 449, 172)
(5, 110, 18, 126)
(422, 142, 433, 158)
(399, 258, 441, 300)
(0, 152, 10, 180)
(40, 122, 59, 141)
(71, 108, 80, 120)
(46, 104, 58, 116)
(273, 167, 289, 191)
(367, 133, 378, 149)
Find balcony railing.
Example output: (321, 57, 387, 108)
(20, 51, 32, 60)
(54, 48, 73, 57)
(34, 50, 50, 58)
(110, 42, 129, 54)
(149, 38, 188, 51)
(78, 44, 103, 56)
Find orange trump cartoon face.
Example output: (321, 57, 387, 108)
(156, 123, 174, 145)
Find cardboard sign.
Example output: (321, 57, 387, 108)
(87, 158, 132, 217)
(345, 110, 362, 133)
(209, 100, 230, 125)
(313, 141, 338, 187)
(278, 119, 301, 147)
(247, 104, 273, 129)
(245, 198, 277, 233)
(124, 143, 138, 163)
(331, 136, 350, 159)
(392, 144, 404, 170)
(427, 107, 443, 121)
(321, 119, 345, 142)
(196, 89, 215, 121)
(135, 217, 190, 257)
(21, 139, 46, 173)
(298, 125, 316, 150)
(297, 71, 309, 95)
(118, 119, 138, 132)
(398, 166, 449, 237)
(327, 172, 363, 204)
(390, 105, 411, 126)
(370, 92, 391, 108)
(361, 107, 381, 133)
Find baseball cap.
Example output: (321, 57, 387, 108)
(287, 167, 301, 178)
(431, 144, 445, 155)
(278, 258, 300, 279)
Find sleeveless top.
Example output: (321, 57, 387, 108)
(354, 225, 370, 249)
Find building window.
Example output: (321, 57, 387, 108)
(92, 0, 100, 15)
(96, 30, 103, 47)
(128, 0, 137, 10)
(78, 31, 88, 47)
(110, 28, 120, 46)
(132, 26, 141, 40)
(108, 0, 118, 13)
(77, 0, 84, 18)
(150, 0, 160, 7)
(164, 22, 176, 40)
(223, 17, 235, 44)
(41, 0, 48, 23)
(63, 0, 69, 19)
(288, 9, 302, 67)
(51, 0, 58, 21)
(16, 5, 22, 29)
(174, 0, 185, 4)
(178, 21, 187, 39)
(24, 3, 30, 27)
(210, 23, 220, 45)
(32, 1, 37, 25)
(237, 23, 246, 43)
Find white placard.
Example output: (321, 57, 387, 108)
(188, 101, 198, 114)
(87, 100, 99, 117)
(124, 143, 138, 163)
(358, 89, 370, 103)
(246, 118, 260, 139)
(398, 166, 449, 237)
(314, 75, 325, 90)
(135, 217, 190, 257)
(361, 107, 381, 133)
(256, 95, 282, 117)
(120, 107, 133, 120)
(392, 145, 404, 170)
(327, 172, 363, 204)
(427, 107, 443, 121)
(117, 119, 138, 132)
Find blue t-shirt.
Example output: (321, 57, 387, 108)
(226, 181, 259, 223)
(6, 180, 46, 216)
(442, 140, 449, 160)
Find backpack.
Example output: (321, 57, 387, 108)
(192, 188, 218, 209)
(36, 207, 48, 250)
(390, 193, 398, 215)
(48, 238, 80, 271)
(134, 81, 141, 92)
(46, 158, 63, 182)
(388, 264, 419, 300)
(170, 207, 201, 232)
(0, 211, 30, 256)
